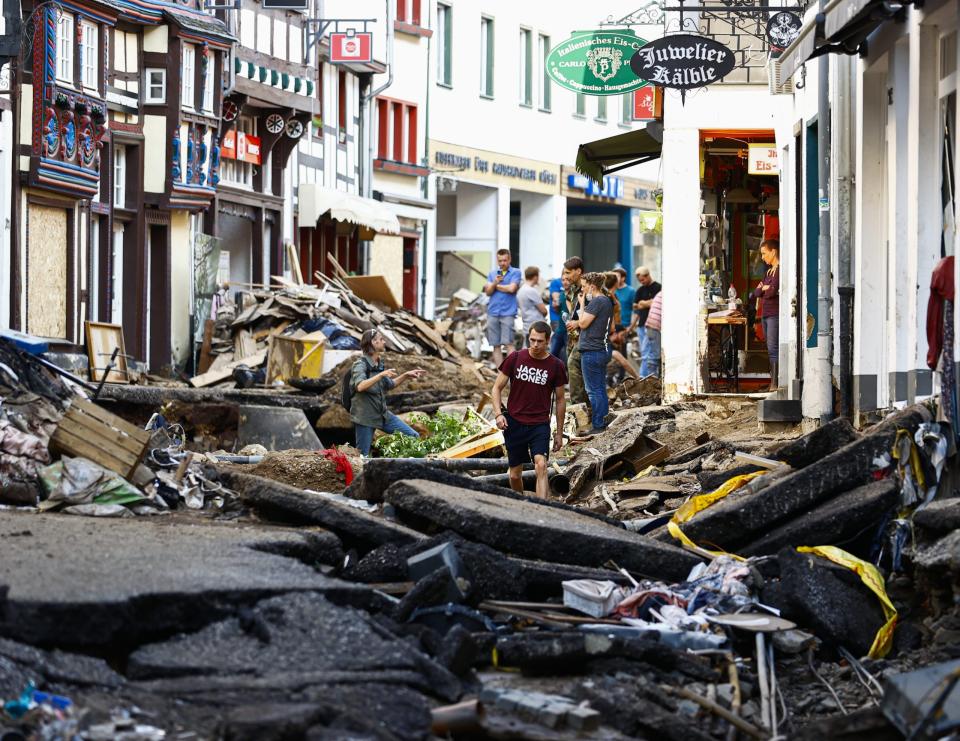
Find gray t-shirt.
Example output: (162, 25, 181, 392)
(578, 295, 613, 352)
(517, 284, 545, 330)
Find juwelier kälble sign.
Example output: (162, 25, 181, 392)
(546, 30, 649, 96)
(629, 34, 736, 90)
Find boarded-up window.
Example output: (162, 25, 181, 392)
(27, 205, 68, 338)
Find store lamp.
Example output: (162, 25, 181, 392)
(760, 193, 780, 211)
(725, 186, 758, 205)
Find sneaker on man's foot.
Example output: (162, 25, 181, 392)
(603, 412, 617, 427)
(586, 427, 608, 436)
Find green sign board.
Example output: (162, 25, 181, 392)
(546, 30, 649, 96)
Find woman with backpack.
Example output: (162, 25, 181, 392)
(565, 272, 615, 435)
(347, 329, 426, 455)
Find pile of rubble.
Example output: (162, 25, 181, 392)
(2, 337, 960, 739)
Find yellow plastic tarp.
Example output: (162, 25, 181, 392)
(667, 471, 766, 560)
(796, 545, 898, 659)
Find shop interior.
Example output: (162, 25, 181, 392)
(699, 130, 780, 393)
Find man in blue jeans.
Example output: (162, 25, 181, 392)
(483, 248, 522, 368)
(566, 272, 614, 435)
(350, 329, 426, 455)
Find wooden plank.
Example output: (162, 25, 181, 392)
(287, 242, 304, 285)
(439, 429, 504, 459)
(734, 451, 788, 470)
(60, 410, 148, 457)
(234, 329, 257, 359)
(198, 319, 215, 374)
(405, 313, 463, 364)
(50, 427, 140, 479)
(69, 397, 150, 442)
(189, 350, 267, 388)
(343, 275, 401, 311)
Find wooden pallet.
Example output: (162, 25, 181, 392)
(50, 396, 151, 480)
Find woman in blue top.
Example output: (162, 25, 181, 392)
(566, 272, 614, 435)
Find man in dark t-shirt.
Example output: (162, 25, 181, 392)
(492, 321, 568, 499)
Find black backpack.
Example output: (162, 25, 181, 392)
(340, 359, 373, 410)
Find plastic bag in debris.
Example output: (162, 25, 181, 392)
(562, 580, 628, 618)
(295, 316, 361, 350)
(38, 456, 148, 512)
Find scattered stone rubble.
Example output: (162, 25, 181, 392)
(2, 336, 960, 740)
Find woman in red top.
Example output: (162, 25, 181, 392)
(751, 239, 780, 391)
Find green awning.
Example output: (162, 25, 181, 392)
(575, 122, 663, 184)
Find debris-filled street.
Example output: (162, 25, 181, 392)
(2, 314, 959, 741)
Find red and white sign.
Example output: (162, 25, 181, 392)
(330, 32, 372, 64)
(747, 143, 778, 176)
(633, 86, 658, 121)
(221, 130, 262, 165)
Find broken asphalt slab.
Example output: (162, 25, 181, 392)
(740, 477, 899, 557)
(384, 479, 701, 582)
(127, 591, 461, 702)
(772, 417, 861, 469)
(665, 405, 931, 552)
(0, 511, 379, 649)
(217, 469, 424, 551)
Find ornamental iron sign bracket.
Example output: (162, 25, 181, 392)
(304, 17, 376, 62)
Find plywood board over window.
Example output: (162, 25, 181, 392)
(27, 204, 68, 338)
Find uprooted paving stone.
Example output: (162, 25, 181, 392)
(762, 547, 887, 658)
(127, 592, 460, 701)
(740, 477, 899, 557)
(663, 405, 932, 552)
(218, 468, 424, 551)
(0, 511, 378, 649)
(384, 479, 702, 582)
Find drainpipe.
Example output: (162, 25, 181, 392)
(836, 55, 855, 420)
(420, 4, 432, 317)
(815, 3, 834, 423)
(361, 0, 394, 200)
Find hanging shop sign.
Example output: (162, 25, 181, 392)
(766, 12, 802, 49)
(629, 34, 735, 90)
(222, 131, 262, 165)
(546, 30, 649, 96)
(632, 86, 661, 121)
(330, 32, 373, 64)
(747, 143, 778, 175)
(567, 173, 625, 199)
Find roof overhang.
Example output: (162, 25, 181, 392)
(298, 184, 401, 235)
(778, 0, 905, 81)
(575, 122, 663, 184)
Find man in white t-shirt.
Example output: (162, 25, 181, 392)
(517, 266, 548, 345)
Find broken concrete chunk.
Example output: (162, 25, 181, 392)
(384, 479, 701, 582)
(237, 404, 323, 451)
(913, 498, 960, 537)
(773, 417, 861, 469)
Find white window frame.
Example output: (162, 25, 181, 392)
(181, 43, 196, 109)
(202, 57, 214, 113)
(56, 13, 74, 84)
(519, 27, 532, 107)
(480, 16, 494, 98)
(113, 144, 126, 208)
(144, 68, 166, 104)
(437, 3, 452, 86)
(538, 33, 550, 111)
(80, 21, 97, 90)
(220, 116, 256, 189)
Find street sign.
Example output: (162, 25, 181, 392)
(633, 86, 660, 121)
(261, 0, 307, 8)
(748, 143, 778, 175)
(545, 30, 649, 96)
(629, 34, 735, 90)
(330, 32, 372, 64)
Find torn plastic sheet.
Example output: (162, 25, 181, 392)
(38, 456, 148, 512)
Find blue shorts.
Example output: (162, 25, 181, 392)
(503, 413, 550, 467)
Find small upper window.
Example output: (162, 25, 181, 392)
(145, 68, 166, 104)
(80, 21, 98, 90)
(56, 13, 74, 84)
(202, 56, 215, 113)
(181, 43, 196, 109)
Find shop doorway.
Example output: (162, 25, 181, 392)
(699, 130, 780, 392)
(566, 212, 620, 272)
(402, 237, 418, 311)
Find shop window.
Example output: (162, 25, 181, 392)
(181, 43, 196, 109)
(144, 68, 166, 104)
(202, 56, 214, 113)
(621, 93, 632, 125)
(519, 28, 532, 106)
(56, 13, 73, 84)
(396, 0, 421, 26)
(376, 99, 418, 165)
(538, 34, 551, 111)
(480, 16, 494, 98)
(80, 21, 97, 90)
(437, 3, 452, 86)
(220, 116, 256, 189)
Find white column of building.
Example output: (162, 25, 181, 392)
(908, 20, 940, 398)
(551, 194, 567, 279)
(661, 127, 702, 399)
(854, 66, 890, 413)
(887, 39, 912, 404)
(516, 192, 554, 275)
(424, 175, 439, 318)
(495, 185, 510, 262)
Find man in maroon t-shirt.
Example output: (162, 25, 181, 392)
(491, 321, 568, 499)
